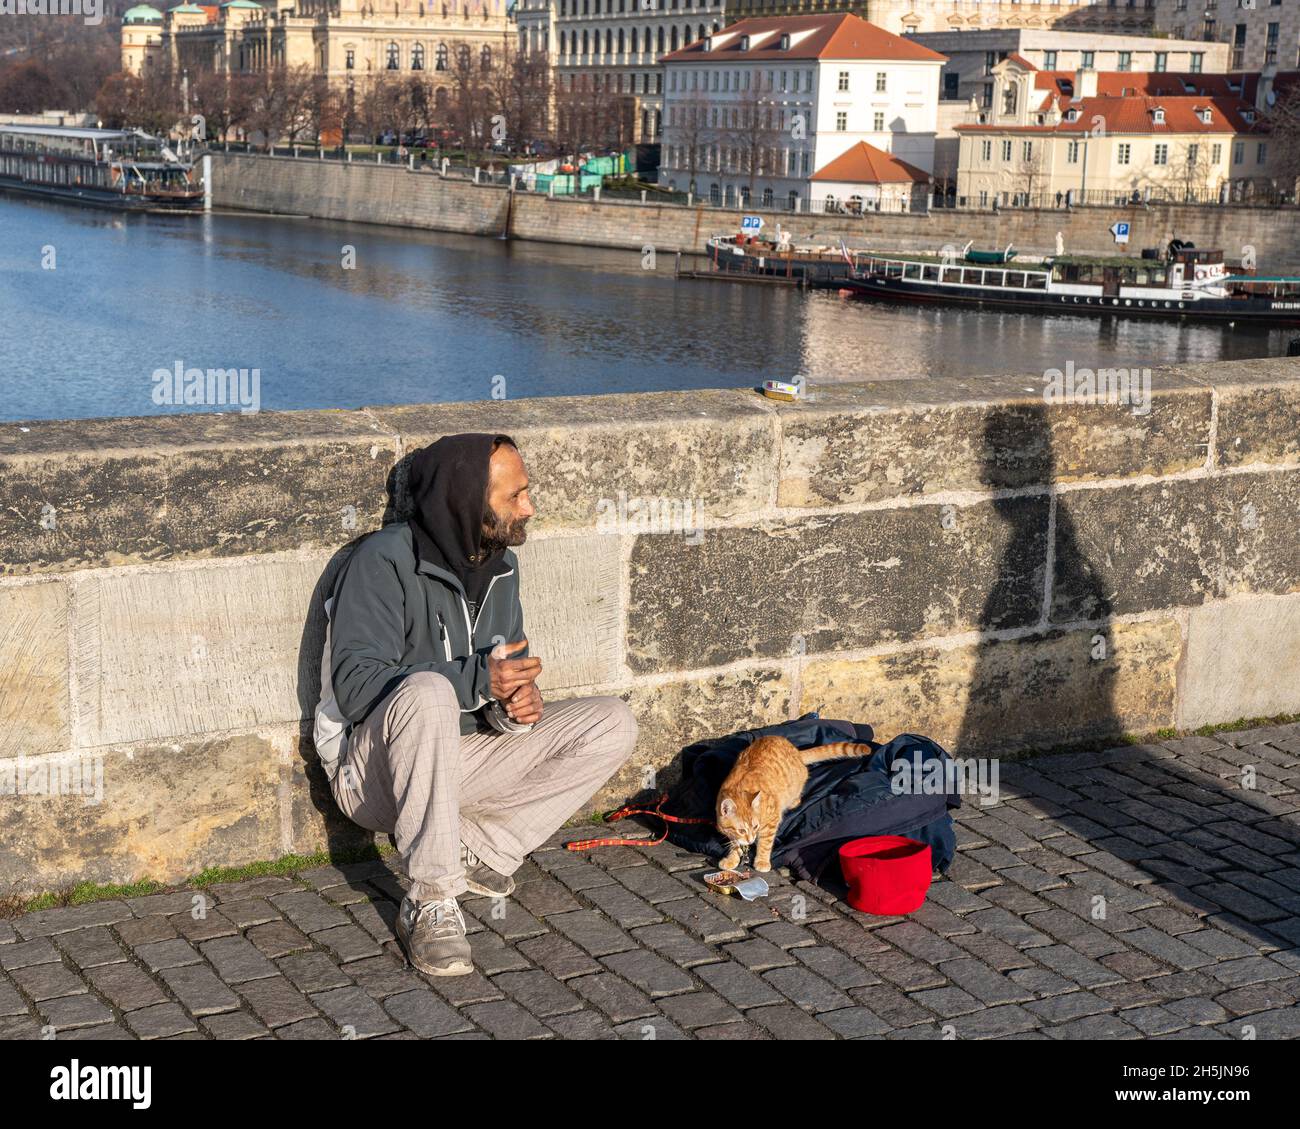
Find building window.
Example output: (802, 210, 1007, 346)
(1043, 51, 1057, 70)
(1265, 22, 1279, 64)
(983, 51, 996, 76)
(1154, 143, 1168, 165)
(1066, 140, 1080, 163)
(1022, 140, 1033, 161)
(1154, 52, 1167, 72)
(875, 72, 886, 92)
(412, 44, 425, 71)
(1233, 141, 1244, 164)
(1001, 139, 1012, 161)
(481, 45, 492, 71)
(1081, 50, 1094, 69)
(943, 72, 959, 100)
(981, 83, 992, 109)
(838, 70, 849, 92)
(1117, 143, 1131, 164)
(1212, 143, 1222, 163)
(1190, 52, 1203, 73)
(345, 48, 354, 70)
(436, 43, 448, 71)
(873, 112, 884, 131)
(1187, 143, 1199, 165)
(836, 111, 847, 131)
(386, 42, 399, 70)
(980, 139, 992, 161)
(1258, 142, 1268, 164)
(1117, 51, 1131, 72)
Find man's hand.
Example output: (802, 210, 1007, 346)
(505, 680, 543, 726)
(488, 639, 542, 701)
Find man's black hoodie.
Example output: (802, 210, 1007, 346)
(327, 437, 526, 736)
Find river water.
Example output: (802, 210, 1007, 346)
(0, 194, 1290, 422)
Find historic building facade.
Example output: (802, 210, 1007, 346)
(721, 0, 1158, 38)
(953, 53, 1280, 206)
(658, 12, 944, 207)
(122, 0, 511, 84)
(1151, 0, 1300, 71)
(551, 0, 728, 141)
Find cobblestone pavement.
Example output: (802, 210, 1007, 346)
(4, 723, 1300, 1041)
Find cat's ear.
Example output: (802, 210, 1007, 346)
(719, 796, 736, 818)
(750, 792, 763, 815)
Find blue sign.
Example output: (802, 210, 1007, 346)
(1111, 221, 1131, 244)
(741, 214, 764, 234)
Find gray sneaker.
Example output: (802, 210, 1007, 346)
(461, 843, 516, 898)
(396, 895, 472, 977)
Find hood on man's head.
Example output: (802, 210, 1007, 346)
(406, 433, 516, 597)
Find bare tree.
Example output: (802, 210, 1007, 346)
(1014, 138, 1047, 203)
(1264, 83, 1300, 201)
(485, 40, 550, 151)
(666, 90, 711, 195)
(94, 66, 179, 135)
(190, 71, 255, 146)
(730, 86, 780, 200)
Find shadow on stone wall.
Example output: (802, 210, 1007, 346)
(957, 403, 1119, 754)
(956, 406, 1298, 956)
(292, 452, 421, 865)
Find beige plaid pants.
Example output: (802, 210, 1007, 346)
(331, 671, 638, 902)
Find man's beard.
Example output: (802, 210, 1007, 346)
(482, 506, 529, 552)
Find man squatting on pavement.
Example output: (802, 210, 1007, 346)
(318, 433, 639, 975)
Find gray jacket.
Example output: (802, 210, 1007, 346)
(329, 522, 526, 737)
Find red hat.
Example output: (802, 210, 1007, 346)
(839, 835, 932, 915)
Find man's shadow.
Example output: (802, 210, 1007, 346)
(292, 458, 418, 885)
(955, 405, 1299, 958)
(957, 403, 1118, 756)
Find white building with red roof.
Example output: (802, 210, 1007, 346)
(656, 12, 944, 211)
(953, 52, 1287, 207)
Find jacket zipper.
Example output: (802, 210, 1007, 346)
(452, 569, 514, 711)
(436, 612, 451, 662)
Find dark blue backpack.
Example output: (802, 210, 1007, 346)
(658, 713, 961, 887)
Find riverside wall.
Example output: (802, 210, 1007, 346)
(209, 152, 1300, 270)
(2, 359, 1300, 891)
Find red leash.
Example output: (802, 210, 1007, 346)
(565, 792, 715, 851)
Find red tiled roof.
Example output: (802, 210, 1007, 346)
(660, 13, 947, 64)
(956, 94, 1263, 135)
(1004, 52, 1037, 71)
(810, 141, 930, 184)
(1033, 69, 1300, 102)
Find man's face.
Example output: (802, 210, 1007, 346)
(482, 444, 534, 550)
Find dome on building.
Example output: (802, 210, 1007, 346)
(122, 4, 163, 19)
(168, 3, 206, 10)
(220, 0, 263, 7)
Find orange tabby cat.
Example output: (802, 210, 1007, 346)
(716, 736, 874, 872)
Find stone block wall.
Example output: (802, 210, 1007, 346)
(209, 153, 1300, 270)
(2, 360, 1298, 891)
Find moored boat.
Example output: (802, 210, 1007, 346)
(705, 231, 869, 284)
(836, 241, 1300, 325)
(0, 124, 203, 213)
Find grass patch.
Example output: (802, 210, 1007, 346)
(1, 841, 398, 921)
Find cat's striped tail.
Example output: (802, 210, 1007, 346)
(799, 742, 875, 765)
